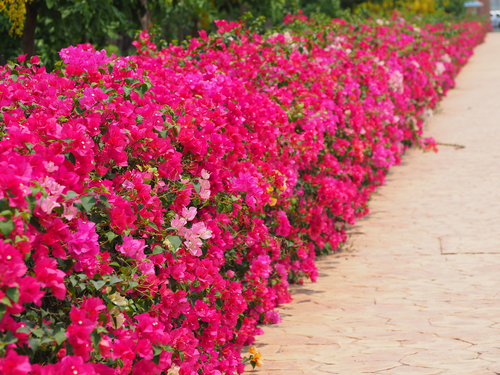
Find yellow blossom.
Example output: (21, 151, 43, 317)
(163, 237, 172, 249)
(167, 365, 180, 375)
(269, 197, 277, 206)
(0, 0, 33, 36)
(108, 292, 127, 329)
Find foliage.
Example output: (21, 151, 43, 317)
(0, 0, 473, 69)
(0, 13, 487, 375)
(0, 0, 151, 69)
(359, 0, 468, 17)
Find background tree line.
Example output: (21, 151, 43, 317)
(0, 0, 467, 70)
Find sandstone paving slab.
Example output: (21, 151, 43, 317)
(377, 366, 445, 375)
(316, 361, 404, 373)
(401, 337, 472, 351)
(245, 33, 500, 375)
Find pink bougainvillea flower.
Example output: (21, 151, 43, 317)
(181, 206, 197, 221)
(117, 236, 146, 259)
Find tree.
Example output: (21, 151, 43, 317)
(0, 0, 32, 36)
(0, 0, 152, 67)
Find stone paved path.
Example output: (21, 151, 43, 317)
(245, 33, 500, 375)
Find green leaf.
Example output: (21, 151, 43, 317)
(29, 186, 41, 196)
(65, 341, 74, 356)
(99, 195, 110, 208)
(25, 194, 37, 212)
(6, 287, 19, 303)
(1, 296, 12, 307)
(0, 198, 7, 211)
(0, 304, 5, 321)
(123, 87, 133, 97)
(64, 190, 78, 200)
(135, 83, 149, 99)
(80, 196, 96, 212)
(153, 345, 163, 356)
(108, 275, 122, 285)
(162, 344, 174, 352)
(167, 235, 182, 250)
(16, 326, 31, 335)
(147, 222, 159, 231)
(41, 335, 53, 345)
(91, 280, 106, 291)
(3, 330, 17, 345)
(91, 330, 101, 347)
(25, 142, 35, 154)
(215, 298, 224, 310)
(152, 355, 161, 365)
(152, 245, 164, 255)
(29, 337, 41, 353)
(64, 152, 76, 165)
(0, 219, 15, 236)
(235, 316, 243, 330)
(193, 181, 201, 194)
(31, 328, 43, 338)
(106, 232, 118, 242)
(54, 331, 68, 345)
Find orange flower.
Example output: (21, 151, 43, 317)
(249, 347, 263, 367)
(254, 351, 263, 367)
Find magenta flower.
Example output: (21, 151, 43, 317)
(68, 220, 99, 257)
(117, 236, 146, 259)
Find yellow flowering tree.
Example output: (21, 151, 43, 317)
(0, 0, 32, 36)
(363, 0, 437, 14)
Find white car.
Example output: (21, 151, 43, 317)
(491, 10, 500, 28)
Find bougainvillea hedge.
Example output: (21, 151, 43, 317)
(0, 13, 487, 375)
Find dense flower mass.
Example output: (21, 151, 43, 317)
(0, 13, 486, 375)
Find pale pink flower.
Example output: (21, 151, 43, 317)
(171, 214, 187, 231)
(191, 222, 212, 240)
(199, 179, 210, 190)
(201, 169, 210, 180)
(435, 62, 446, 76)
(41, 196, 61, 214)
(199, 189, 211, 200)
(43, 161, 59, 173)
(121, 180, 134, 190)
(42, 176, 65, 196)
(62, 203, 79, 221)
(181, 206, 197, 221)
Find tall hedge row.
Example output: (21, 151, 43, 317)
(0, 13, 487, 375)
